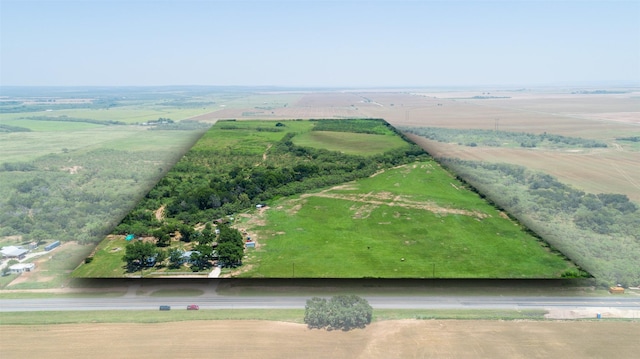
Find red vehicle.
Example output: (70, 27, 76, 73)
(187, 304, 199, 310)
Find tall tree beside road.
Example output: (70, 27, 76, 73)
(305, 295, 373, 331)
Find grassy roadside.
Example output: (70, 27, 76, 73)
(214, 279, 611, 297)
(0, 292, 126, 299)
(0, 309, 553, 325)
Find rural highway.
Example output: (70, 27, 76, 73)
(1, 295, 639, 312)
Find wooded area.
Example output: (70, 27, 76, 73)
(401, 127, 608, 149)
(96, 119, 429, 274)
(440, 158, 640, 286)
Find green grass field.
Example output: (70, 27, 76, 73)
(0, 126, 202, 163)
(71, 238, 130, 278)
(1, 119, 103, 131)
(194, 119, 314, 155)
(0, 106, 219, 124)
(237, 160, 579, 278)
(74, 119, 579, 279)
(292, 131, 408, 156)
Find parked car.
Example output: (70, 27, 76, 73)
(187, 304, 199, 310)
(159, 305, 171, 311)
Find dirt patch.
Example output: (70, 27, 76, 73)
(545, 307, 640, 319)
(311, 191, 488, 219)
(221, 264, 255, 278)
(2, 319, 638, 358)
(498, 211, 510, 219)
(61, 165, 82, 174)
(351, 203, 377, 219)
(154, 205, 165, 221)
(284, 198, 306, 216)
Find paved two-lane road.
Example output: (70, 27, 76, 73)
(1, 295, 638, 312)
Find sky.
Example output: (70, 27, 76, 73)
(1, 0, 639, 87)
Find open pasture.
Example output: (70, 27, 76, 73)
(0, 126, 201, 163)
(292, 131, 407, 156)
(236, 161, 578, 279)
(194, 119, 313, 154)
(55, 107, 222, 124)
(0, 106, 219, 125)
(71, 237, 131, 278)
(0, 118, 102, 131)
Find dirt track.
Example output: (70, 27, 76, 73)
(2, 319, 638, 358)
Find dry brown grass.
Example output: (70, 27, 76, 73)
(2, 319, 638, 358)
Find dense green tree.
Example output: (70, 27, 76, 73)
(152, 228, 171, 247)
(155, 248, 168, 266)
(122, 240, 158, 272)
(304, 295, 373, 331)
(304, 297, 329, 329)
(216, 241, 242, 267)
(168, 248, 183, 269)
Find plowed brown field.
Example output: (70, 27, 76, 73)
(2, 320, 638, 358)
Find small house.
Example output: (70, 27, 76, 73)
(180, 250, 200, 264)
(9, 263, 35, 274)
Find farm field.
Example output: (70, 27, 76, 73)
(2, 319, 638, 358)
(408, 138, 640, 202)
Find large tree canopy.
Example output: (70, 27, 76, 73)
(122, 240, 158, 272)
(304, 295, 373, 331)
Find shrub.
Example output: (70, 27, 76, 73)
(304, 295, 373, 331)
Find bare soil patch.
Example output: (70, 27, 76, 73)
(61, 165, 82, 174)
(2, 319, 638, 358)
(310, 190, 489, 219)
(545, 307, 640, 319)
(154, 205, 165, 221)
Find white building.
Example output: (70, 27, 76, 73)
(9, 263, 35, 274)
(1, 246, 29, 259)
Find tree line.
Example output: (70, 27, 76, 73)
(400, 126, 608, 149)
(439, 158, 640, 287)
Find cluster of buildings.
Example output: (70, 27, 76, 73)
(1, 241, 60, 275)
